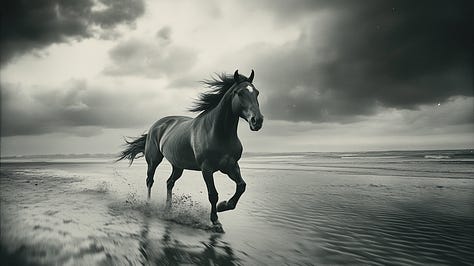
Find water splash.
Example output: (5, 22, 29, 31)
(108, 193, 210, 230)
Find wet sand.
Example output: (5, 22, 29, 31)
(1, 151, 473, 265)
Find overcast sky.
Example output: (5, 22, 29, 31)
(1, 0, 473, 156)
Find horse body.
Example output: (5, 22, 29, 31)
(118, 70, 263, 231)
(147, 116, 199, 170)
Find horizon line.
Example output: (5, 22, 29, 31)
(1, 148, 473, 159)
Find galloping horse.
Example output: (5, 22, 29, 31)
(117, 70, 263, 231)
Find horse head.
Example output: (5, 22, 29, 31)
(231, 70, 264, 131)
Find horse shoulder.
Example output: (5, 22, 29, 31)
(195, 138, 243, 171)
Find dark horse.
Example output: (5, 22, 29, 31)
(117, 70, 263, 231)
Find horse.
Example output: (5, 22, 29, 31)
(117, 70, 263, 232)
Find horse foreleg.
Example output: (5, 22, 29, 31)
(166, 166, 183, 209)
(217, 164, 246, 212)
(202, 169, 223, 232)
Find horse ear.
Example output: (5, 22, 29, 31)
(248, 69, 254, 83)
(234, 70, 239, 82)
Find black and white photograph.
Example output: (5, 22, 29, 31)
(1, 0, 473, 265)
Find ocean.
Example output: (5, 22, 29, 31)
(1, 150, 473, 265)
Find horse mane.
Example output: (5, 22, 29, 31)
(189, 73, 237, 113)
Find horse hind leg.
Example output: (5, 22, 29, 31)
(146, 152, 163, 200)
(166, 165, 183, 209)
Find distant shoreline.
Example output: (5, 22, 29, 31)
(2, 149, 473, 161)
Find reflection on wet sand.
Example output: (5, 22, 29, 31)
(138, 208, 240, 265)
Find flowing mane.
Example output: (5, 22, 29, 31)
(189, 73, 237, 113)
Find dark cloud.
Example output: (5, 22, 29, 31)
(0, 80, 163, 137)
(104, 38, 197, 78)
(246, 0, 473, 122)
(92, 0, 145, 28)
(0, 0, 145, 65)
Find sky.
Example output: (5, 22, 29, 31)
(1, 0, 473, 156)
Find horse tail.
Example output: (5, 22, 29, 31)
(116, 134, 147, 166)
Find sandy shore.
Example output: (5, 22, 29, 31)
(1, 152, 473, 265)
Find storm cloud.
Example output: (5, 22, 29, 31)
(0, 0, 145, 65)
(0, 80, 172, 137)
(244, 0, 473, 122)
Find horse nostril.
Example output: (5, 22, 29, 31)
(256, 117, 263, 124)
(251, 117, 256, 124)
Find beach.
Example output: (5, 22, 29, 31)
(1, 150, 473, 265)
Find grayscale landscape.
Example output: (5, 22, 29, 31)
(1, 0, 472, 265)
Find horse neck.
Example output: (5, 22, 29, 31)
(207, 92, 239, 139)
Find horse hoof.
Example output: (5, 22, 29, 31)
(210, 222, 225, 233)
(217, 201, 228, 212)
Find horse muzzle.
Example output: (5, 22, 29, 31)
(249, 115, 264, 131)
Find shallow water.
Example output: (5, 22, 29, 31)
(1, 150, 473, 265)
